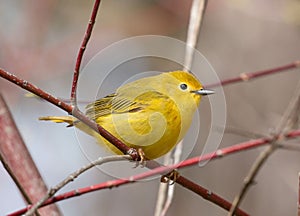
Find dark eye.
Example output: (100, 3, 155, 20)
(180, 83, 188, 90)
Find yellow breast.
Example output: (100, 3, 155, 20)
(93, 92, 182, 159)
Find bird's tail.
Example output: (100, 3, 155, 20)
(39, 116, 76, 127)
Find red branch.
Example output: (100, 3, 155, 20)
(0, 0, 297, 212)
(10, 128, 300, 216)
(0, 68, 138, 160)
(70, 0, 101, 104)
(175, 176, 248, 216)
(0, 95, 61, 215)
(2, 67, 241, 214)
(206, 60, 300, 88)
(2, 59, 300, 216)
(146, 161, 249, 215)
(0, 68, 239, 215)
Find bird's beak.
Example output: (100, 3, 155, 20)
(191, 89, 214, 96)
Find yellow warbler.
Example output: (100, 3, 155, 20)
(40, 71, 213, 159)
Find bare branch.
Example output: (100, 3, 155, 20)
(154, 152, 172, 216)
(278, 143, 300, 152)
(176, 176, 249, 216)
(206, 60, 300, 88)
(70, 0, 102, 105)
(0, 68, 139, 160)
(228, 79, 300, 215)
(0, 94, 61, 216)
(228, 145, 277, 216)
(2, 61, 300, 216)
(13, 127, 300, 216)
(25, 155, 131, 216)
(183, 0, 207, 71)
(156, 0, 208, 214)
(216, 125, 265, 139)
(0, 66, 244, 216)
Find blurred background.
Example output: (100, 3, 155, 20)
(1, 0, 300, 215)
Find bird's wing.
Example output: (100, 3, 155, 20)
(85, 91, 168, 121)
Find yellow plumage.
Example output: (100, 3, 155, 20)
(39, 71, 213, 159)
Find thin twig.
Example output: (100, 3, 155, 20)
(150, 160, 250, 216)
(154, 152, 172, 216)
(1, 57, 300, 216)
(278, 143, 300, 152)
(160, 145, 179, 216)
(1, 61, 300, 215)
(156, 0, 208, 215)
(215, 125, 265, 139)
(286, 97, 300, 130)
(183, 0, 207, 72)
(30, 60, 300, 105)
(228, 144, 277, 216)
(154, 182, 169, 216)
(276, 80, 300, 133)
(0, 68, 139, 160)
(70, 0, 102, 105)
(160, 183, 175, 216)
(0, 0, 298, 214)
(0, 67, 244, 216)
(175, 176, 249, 216)
(206, 60, 300, 88)
(228, 79, 300, 215)
(12, 128, 300, 216)
(24, 155, 131, 216)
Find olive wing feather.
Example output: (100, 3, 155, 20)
(85, 91, 168, 121)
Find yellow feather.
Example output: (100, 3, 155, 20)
(39, 116, 75, 127)
(40, 71, 209, 159)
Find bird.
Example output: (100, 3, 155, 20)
(39, 71, 214, 160)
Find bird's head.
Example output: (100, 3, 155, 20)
(166, 71, 214, 105)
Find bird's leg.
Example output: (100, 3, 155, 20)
(138, 148, 146, 167)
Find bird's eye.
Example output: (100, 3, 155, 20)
(179, 83, 188, 90)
